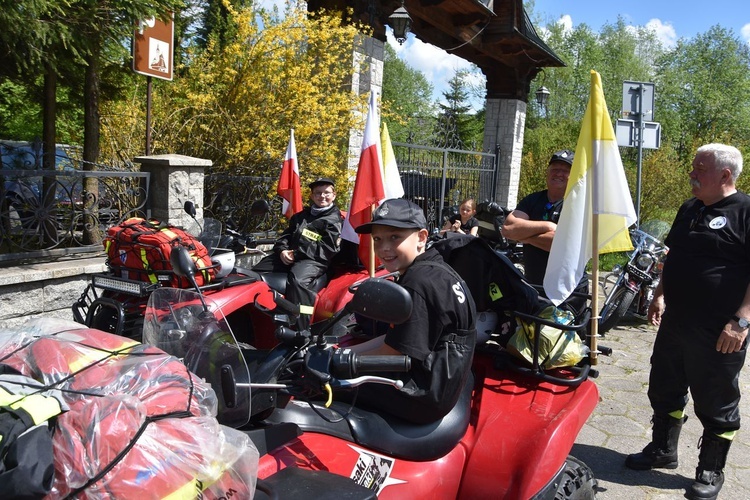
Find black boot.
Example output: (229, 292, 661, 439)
(686, 431, 732, 500)
(625, 414, 686, 470)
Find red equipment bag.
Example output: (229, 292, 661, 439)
(104, 217, 215, 288)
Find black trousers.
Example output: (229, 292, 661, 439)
(252, 253, 326, 327)
(647, 312, 747, 434)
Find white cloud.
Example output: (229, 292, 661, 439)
(388, 30, 484, 110)
(557, 15, 573, 35)
(645, 18, 678, 49)
(742, 23, 750, 45)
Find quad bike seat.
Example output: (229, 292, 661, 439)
(264, 374, 473, 462)
(240, 270, 328, 296)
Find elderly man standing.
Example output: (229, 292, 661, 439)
(625, 144, 749, 500)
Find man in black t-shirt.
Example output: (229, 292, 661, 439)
(625, 144, 749, 500)
(502, 150, 589, 312)
(350, 198, 476, 424)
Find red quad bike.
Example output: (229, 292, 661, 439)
(72, 204, 387, 350)
(142, 244, 601, 499)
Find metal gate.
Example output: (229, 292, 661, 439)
(392, 142, 498, 231)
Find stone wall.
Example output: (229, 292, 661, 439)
(0, 255, 107, 329)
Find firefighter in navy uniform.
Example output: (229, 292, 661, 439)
(253, 177, 343, 327)
(625, 144, 750, 500)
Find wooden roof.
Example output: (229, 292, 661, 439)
(308, 0, 565, 99)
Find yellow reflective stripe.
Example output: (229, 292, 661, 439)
(301, 228, 322, 241)
(11, 393, 63, 425)
(299, 305, 315, 315)
(139, 247, 158, 283)
(162, 478, 199, 500)
(716, 430, 736, 441)
(68, 340, 140, 374)
(0, 387, 63, 425)
(668, 409, 685, 420)
(488, 282, 503, 301)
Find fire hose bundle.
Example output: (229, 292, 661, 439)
(0, 318, 258, 499)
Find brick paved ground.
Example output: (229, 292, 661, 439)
(572, 313, 750, 499)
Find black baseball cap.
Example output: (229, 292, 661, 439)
(309, 177, 335, 189)
(355, 198, 428, 234)
(549, 150, 575, 166)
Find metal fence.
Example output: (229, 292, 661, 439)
(393, 142, 498, 231)
(0, 170, 149, 261)
(0, 143, 497, 261)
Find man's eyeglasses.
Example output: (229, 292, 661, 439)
(690, 206, 705, 230)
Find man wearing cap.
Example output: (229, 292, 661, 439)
(502, 150, 589, 311)
(253, 178, 343, 326)
(349, 198, 476, 424)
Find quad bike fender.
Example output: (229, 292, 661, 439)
(258, 431, 467, 498)
(458, 354, 599, 499)
(313, 269, 389, 323)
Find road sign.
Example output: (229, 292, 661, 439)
(132, 15, 174, 81)
(616, 119, 661, 149)
(622, 81, 654, 121)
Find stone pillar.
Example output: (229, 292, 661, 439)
(482, 98, 527, 209)
(134, 154, 212, 234)
(346, 35, 385, 174)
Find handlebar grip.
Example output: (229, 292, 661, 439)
(331, 350, 411, 379)
(273, 294, 300, 316)
(354, 355, 411, 374)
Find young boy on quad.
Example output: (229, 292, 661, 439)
(349, 198, 477, 424)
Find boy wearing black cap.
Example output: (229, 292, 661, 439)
(253, 177, 342, 327)
(501, 150, 589, 311)
(350, 198, 476, 424)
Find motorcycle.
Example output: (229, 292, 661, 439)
(142, 244, 601, 499)
(598, 220, 670, 333)
(72, 202, 388, 349)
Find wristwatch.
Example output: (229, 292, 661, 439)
(731, 315, 750, 329)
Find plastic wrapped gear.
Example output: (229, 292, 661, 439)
(0, 318, 258, 499)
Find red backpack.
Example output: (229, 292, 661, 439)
(103, 217, 215, 288)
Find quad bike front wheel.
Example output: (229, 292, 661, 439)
(554, 456, 597, 499)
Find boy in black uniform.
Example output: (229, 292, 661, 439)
(625, 144, 749, 500)
(253, 178, 343, 326)
(350, 198, 476, 424)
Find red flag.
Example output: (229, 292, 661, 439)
(341, 92, 385, 271)
(277, 129, 303, 219)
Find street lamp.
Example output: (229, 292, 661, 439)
(535, 86, 550, 114)
(389, 2, 412, 45)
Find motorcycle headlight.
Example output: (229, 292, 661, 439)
(636, 253, 655, 270)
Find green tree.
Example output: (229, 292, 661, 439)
(138, 6, 366, 200)
(436, 70, 482, 149)
(655, 26, 750, 164)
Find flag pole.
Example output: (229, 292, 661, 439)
(590, 219, 600, 365)
(589, 71, 600, 366)
(368, 204, 376, 277)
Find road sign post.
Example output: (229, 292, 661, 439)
(132, 15, 174, 155)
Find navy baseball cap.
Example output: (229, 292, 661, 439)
(309, 177, 335, 189)
(355, 199, 428, 234)
(549, 150, 574, 166)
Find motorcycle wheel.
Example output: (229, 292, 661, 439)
(554, 456, 597, 500)
(599, 287, 636, 333)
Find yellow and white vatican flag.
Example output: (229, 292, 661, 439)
(543, 70, 636, 311)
